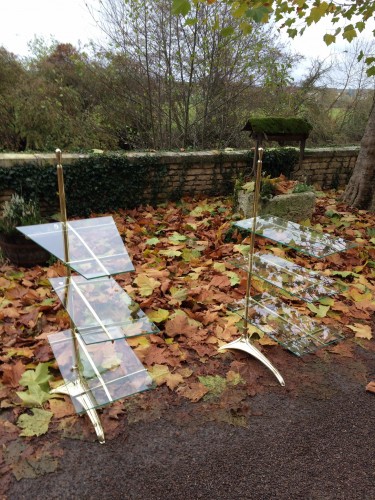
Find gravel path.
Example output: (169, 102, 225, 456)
(7, 354, 375, 500)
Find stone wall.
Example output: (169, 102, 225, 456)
(293, 147, 359, 189)
(0, 147, 359, 209)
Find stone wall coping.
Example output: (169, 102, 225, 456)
(0, 146, 359, 165)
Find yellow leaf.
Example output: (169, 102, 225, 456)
(213, 262, 226, 272)
(148, 364, 170, 386)
(147, 308, 170, 323)
(347, 323, 372, 340)
(134, 274, 161, 297)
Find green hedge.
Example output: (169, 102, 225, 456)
(246, 147, 299, 178)
(0, 149, 298, 217)
(0, 153, 165, 217)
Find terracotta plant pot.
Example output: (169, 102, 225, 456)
(0, 233, 50, 267)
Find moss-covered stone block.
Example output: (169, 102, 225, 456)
(236, 190, 316, 222)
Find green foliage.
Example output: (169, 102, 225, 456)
(16, 363, 53, 407)
(292, 183, 314, 193)
(0, 194, 44, 235)
(244, 117, 313, 135)
(246, 147, 299, 178)
(17, 408, 53, 437)
(0, 154, 165, 217)
(260, 177, 276, 199)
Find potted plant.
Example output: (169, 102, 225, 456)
(0, 194, 49, 267)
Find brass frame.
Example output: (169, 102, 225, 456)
(219, 145, 285, 386)
(50, 149, 106, 443)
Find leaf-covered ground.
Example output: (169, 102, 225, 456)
(1, 191, 374, 491)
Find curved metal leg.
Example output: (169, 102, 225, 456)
(218, 335, 285, 386)
(50, 381, 105, 444)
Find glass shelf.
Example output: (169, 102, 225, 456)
(48, 329, 154, 414)
(18, 216, 134, 279)
(229, 293, 344, 356)
(230, 253, 336, 302)
(49, 275, 159, 344)
(234, 215, 356, 258)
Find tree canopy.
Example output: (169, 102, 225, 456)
(173, 0, 375, 75)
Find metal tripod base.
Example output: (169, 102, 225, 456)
(218, 335, 285, 386)
(50, 381, 106, 444)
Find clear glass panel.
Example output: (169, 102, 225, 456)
(48, 329, 154, 414)
(49, 275, 159, 344)
(17, 216, 134, 279)
(234, 215, 356, 258)
(229, 293, 344, 356)
(230, 253, 336, 302)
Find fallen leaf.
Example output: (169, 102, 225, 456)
(17, 408, 53, 437)
(134, 274, 161, 297)
(347, 323, 372, 339)
(177, 382, 208, 402)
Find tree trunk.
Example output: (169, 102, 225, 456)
(343, 101, 375, 212)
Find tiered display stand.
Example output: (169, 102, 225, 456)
(17, 150, 158, 443)
(219, 147, 356, 384)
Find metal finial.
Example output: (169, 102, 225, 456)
(55, 148, 62, 164)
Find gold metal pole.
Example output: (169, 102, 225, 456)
(243, 146, 263, 339)
(51, 148, 106, 442)
(56, 149, 68, 226)
(218, 145, 285, 386)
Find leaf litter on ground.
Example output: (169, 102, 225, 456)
(0, 192, 375, 484)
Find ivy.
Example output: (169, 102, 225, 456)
(0, 153, 164, 217)
(246, 147, 299, 178)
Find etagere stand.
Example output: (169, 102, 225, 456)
(17, 150, 157, 443)
(219, 147, 285, 386)
(220, 145, 356, 384)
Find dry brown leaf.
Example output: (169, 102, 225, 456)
(177, 382, 208, 402)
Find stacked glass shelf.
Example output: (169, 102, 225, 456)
(48, 329, 153, 414)
(230, 253, 336, 303)
(234, 215, 357, 258)
(18, 215, 156, 438)
(231, 216, 356, 356)
(229, 293, 344, 357)
(18, 216, 134, 279)
(49, 275, 159, 344)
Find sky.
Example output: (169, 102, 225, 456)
(0, 0, 374, 81)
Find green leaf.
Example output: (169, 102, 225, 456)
(233, 244, 250, 255)
(160, 249, 182, 257)
(213, 262, 226, 272)
(220, 26, 235, 37)
(17, 383, 51, 407)
(319, 297, 334, 306)
(287, 28, 298, 38)
(168, 232, 187, 244)
(17, 408, 53, 437)
(307, 303, 330, 318)
(241, 181, 255, 192)
(146, 237, 160, 246)
(184, 17, 197, 26)
(342, 25, 357, 42)
(172, 0, 191, 16)
(182, 248, 201, 262)
(225, 271, 241, 286)
(148, 308, 170, 323)
(19, 363, 53, 391)
(331, 270, 360, 278)
(170, 286, 188, 304)
(246, 6, 270, 23)
(323, 33, 336, 45)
